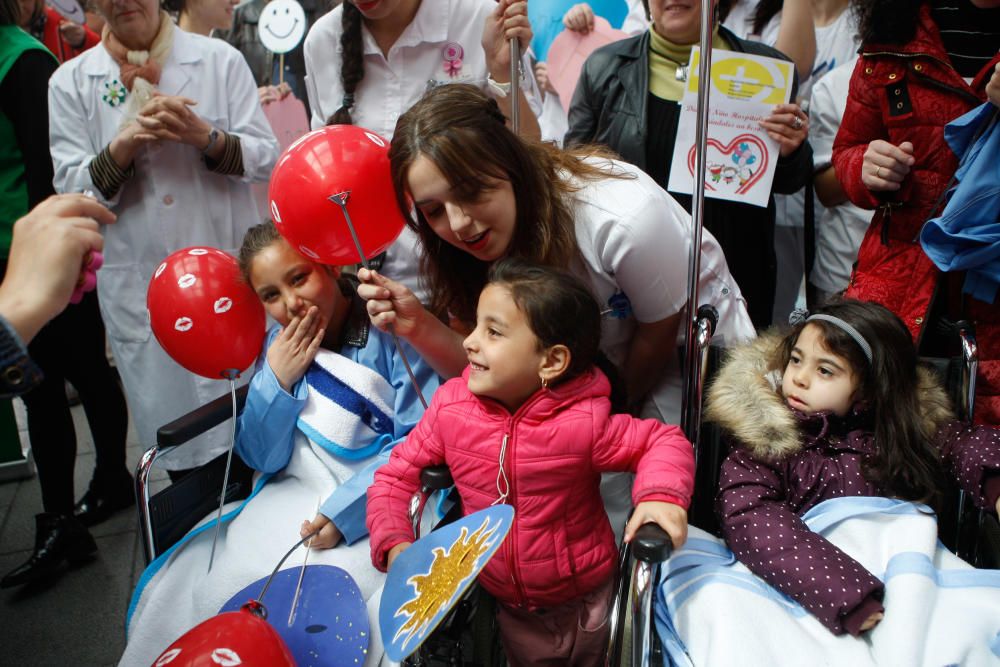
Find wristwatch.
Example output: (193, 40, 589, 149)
(201, 127, 220, 153)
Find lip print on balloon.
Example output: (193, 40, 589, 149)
(258, 0, 307, 54)
(687, 134, 769, 195)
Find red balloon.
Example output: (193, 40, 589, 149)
(147, 247, 265, 380)
(151, 601, 295, 667)
(268, 124, 406, 265)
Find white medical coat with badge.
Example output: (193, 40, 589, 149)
(48, 29, 280, 469)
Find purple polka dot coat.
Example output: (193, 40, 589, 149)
(704, 333, 1000, 636)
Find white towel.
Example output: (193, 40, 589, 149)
(122, 350, 399, 667)
(656, 497, 1000, 667)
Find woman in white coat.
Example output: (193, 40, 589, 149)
(48, 0, 280, 473)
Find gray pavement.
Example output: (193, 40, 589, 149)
(0, 404, 169, 666)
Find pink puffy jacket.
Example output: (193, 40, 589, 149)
(367, 367, 695, 610)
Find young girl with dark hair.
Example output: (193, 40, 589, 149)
(367, 258, 695, 664)
(707, 299, 1000, 636)
(122, 221, 440, 666)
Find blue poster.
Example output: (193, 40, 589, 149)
(530, 0, 629, 61)
(220, 565, 369, 667)
(379, 505, 515, 662)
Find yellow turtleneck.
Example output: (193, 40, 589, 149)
(648, 25, 726, 102)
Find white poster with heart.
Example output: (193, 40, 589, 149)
(667, 47, 794, 208)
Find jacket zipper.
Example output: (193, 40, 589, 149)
(500, 426, 528, 607)
(485, 394, 547, 609)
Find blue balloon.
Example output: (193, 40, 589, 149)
(380, 506, 514, 662)
(220, 565, 369, 667)
(530, 0, 629, 62)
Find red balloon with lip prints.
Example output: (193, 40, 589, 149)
(147, 247, 265, 380)
(268, 124, 406, 265)
(150, 602, 295, 667)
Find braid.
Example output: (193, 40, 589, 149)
(328, 2, 365, 125)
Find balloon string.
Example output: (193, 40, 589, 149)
(207, 372, 239, 574)
(256, 530, 318, 606)
(328, 194, 428, 409)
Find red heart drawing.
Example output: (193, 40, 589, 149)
(686, 134, 770, 195)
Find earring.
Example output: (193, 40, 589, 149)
(541, 377, 548, 389)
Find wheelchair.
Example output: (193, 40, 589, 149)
(133, 311, 998, 665)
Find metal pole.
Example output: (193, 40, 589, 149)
(509, 38, 520, 133)
(681, 0, 716, 439)
(207, 370, 240, 573)
(328, 193, 428, 408)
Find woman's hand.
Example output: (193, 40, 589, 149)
(563, 3, 595, 34)
(266, 306, 324, 392)
(482, 0, 533, 82)
(759, 103, 809, 157)
(300, 513, 342, 549)
(357, 268, 427, 337)
(623, 501, 688, 549)
(108, 120, 160, 169)
(859, 611, 884, 632)
(0, 194, 113, 343)
(861, 139, 915, 192)
(258, 82, 293, 106)
(387, 542, 413, 569)
(58, 20, 87, 49)
(534, 62, 554, 94)
(987, 62, 1000, 108)
(135, 93, 214, 149)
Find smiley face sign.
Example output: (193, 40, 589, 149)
(258, 0, 307, 54)
(47, 0, 85, 23)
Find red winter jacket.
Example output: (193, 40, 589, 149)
(832, 2, 1000, 424)
(367, 367, 695, 610)
(38, 7, 100, 63)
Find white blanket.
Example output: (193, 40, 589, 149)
(122, 350, 398, 667)
(656, 497, 1000, 667)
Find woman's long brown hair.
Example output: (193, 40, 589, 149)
(389, 83, 625, 325)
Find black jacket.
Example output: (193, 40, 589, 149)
(566, 27, 813, 328)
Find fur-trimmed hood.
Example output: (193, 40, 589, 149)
(704, 332, 955, 461)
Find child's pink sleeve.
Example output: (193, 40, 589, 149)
(593, 413, 695, 509)
(366, 382, 451, 571)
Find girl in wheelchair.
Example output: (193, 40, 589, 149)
(122, 222, 440, 666)
(367, 259, 695, 665)
(663, 299, 1000, 665)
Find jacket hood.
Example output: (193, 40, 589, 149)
(704, 332, 955, 460)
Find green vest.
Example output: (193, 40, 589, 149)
(0, 26, 57, 256)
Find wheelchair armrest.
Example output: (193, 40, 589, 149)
(420, 465, 453, 491)
(632, 523, 674, 563)
(156, 384, 250, 448)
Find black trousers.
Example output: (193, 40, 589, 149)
(20, 290, 129, 514)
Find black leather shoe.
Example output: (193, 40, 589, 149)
(73, 474, 135, 527)
(1, 513, 97, 588)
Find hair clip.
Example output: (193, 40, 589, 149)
(788, 308, 810, 326)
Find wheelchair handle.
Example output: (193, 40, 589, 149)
(696, 304, 719, 339)
(632, 523, 674, 563)
(420, 465, 453, 491)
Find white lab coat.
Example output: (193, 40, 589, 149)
(48, 29, 280, 469)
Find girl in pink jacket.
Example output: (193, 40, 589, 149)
(367, 259, 695, 665)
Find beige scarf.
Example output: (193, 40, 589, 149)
(101, 10, 175, 122)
